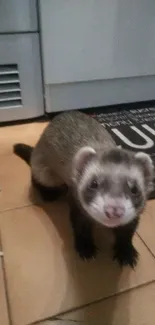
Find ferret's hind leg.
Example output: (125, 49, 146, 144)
(31, 166, 68, 201)
(32, 177, 68, 201)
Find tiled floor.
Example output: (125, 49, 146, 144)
(0, 122, 155, 325)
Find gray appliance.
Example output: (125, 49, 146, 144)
(0, 0, 44, 122)
(40, 0, 155, 113)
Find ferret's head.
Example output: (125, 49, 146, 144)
(72, 147, 154, 228)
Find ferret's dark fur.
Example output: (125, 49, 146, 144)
(13, 111, 154, 268)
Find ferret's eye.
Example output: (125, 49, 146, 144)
(89, 179, 98, 190)
(130, 185, 138, 195)
(128, 182, 138, 195)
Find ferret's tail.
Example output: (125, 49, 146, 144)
(13, 143, 33, 165)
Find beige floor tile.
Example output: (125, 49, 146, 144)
(1, 203, 155, 325)
(138, 200, 155, 256)
(0, 122, 47, 156)
(60, 282, 155, 325)
(0, 154, 32, 212)
(0, 258, 10, 325)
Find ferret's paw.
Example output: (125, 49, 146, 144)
(113, 244, 139, 269)
(76, 241, 98, 261)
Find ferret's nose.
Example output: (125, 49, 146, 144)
(105, 205, 125, 219)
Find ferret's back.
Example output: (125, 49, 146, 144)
(45, 111, 115, 155)
(32, 111, 115, 183)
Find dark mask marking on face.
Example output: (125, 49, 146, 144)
(82, 176, 98, 204)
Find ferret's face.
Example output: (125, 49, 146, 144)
(72, 148, 154, 228)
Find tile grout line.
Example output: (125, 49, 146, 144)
(1, 258, 13, 325)
(54, 318, 84, 323)
(137, 232, 155, 260)
(28, 279, 155, 325)
(0, 235, 13, 325)
(0, 202, 35, 215)
(50, 279, 155, 318)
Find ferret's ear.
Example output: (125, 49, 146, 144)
(135, 152, 154, 193)
(72, 146, 96, 181)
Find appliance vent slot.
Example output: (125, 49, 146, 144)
(0, 64, 22, 109)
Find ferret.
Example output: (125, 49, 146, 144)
(13, 111, 154, 268)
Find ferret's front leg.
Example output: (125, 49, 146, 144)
(113, 218, 139, 268)
(69, 198, 97, 260)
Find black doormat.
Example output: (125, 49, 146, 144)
(89, 105, 155, 200)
